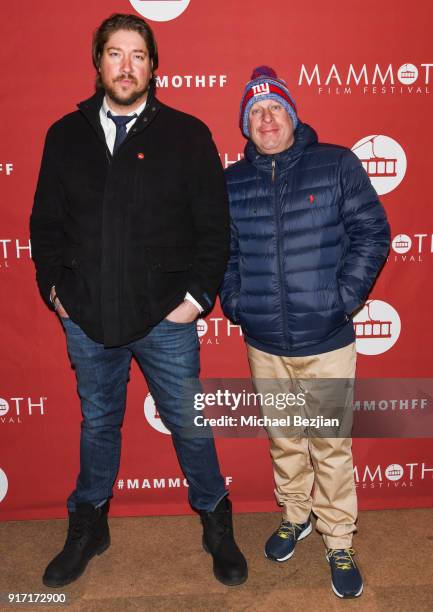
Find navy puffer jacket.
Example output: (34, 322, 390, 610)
(220, 122, 390, 356)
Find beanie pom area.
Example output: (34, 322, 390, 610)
(250, 65, 278, 80)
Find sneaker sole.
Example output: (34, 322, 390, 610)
(264, 521, 312, 563)
(331, 582, 363, 599)
(42, 539, 110, 588)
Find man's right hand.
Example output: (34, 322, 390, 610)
(50, 287, 69, 319)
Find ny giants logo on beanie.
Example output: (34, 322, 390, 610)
(252, 83, 270, 96)
(240, 66, 298, 138)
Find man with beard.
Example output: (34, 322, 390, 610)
(30, 13, 247, 588)
(220, 66, 390, 598)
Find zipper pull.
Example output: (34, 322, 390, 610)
(272, 158, 276, 182)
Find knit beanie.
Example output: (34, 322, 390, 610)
(239, 66, 298, 138)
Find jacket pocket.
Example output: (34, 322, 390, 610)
(62, 245, 80, 270)
(145, 246, 194, 320)
(334, 282, 350, 322)
(56, 246, 82, 319)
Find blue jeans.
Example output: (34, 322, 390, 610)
(62, 317, 227, 512)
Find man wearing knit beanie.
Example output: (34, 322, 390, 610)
(221, 66, 390, 599)
(239, 66, 299, 137)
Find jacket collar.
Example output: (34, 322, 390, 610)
(245, 122, 318, 174)
(77, 84, 161, 144)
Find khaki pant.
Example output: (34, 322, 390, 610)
(247, 342, 357, 549)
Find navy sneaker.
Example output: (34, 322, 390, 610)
(264, 519, 312, 562)
(326, 548, 363, 598)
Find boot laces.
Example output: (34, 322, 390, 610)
(67, 515, 94, 542)
(328, 548, 356, 570)
(216, 510, 233, 538)
(204, 507, 233, 539)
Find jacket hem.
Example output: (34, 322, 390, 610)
(245, 322, 355, 357)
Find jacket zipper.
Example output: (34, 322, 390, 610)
(272, 157, 290, 351)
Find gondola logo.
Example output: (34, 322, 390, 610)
(0, 398, 9, 416)
(129, 0, 191, 22)
(392, 234, 412, 254)
(0, 468, 8, 503)
(397, 64, 418, 85)
(385, 464, 404, 481)
(352, 135, 407, 195)
(353, 300, 401, 355)
(144, 393, 171, 435)
(197, 319, 208, 337)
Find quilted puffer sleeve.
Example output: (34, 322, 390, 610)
(338, 149, 391, 314)
(220, 212, 241, 323)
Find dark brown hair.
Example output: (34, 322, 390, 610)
(92, 13, 159, 88)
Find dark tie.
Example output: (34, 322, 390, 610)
(107, 111, 137, 154)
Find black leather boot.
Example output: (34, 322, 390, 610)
(42, 501, 110, 587)
(200, 496, 248, 586)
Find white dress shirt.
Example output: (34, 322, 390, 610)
(99, 97, 146, 155)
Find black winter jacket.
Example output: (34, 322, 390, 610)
(220, 122, 390, 356)
(30, 88, 229, 346)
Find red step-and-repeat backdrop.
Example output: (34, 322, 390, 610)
(1, 0, 432, 520)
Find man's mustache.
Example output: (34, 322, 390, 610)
(114, 74, 138, 84)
